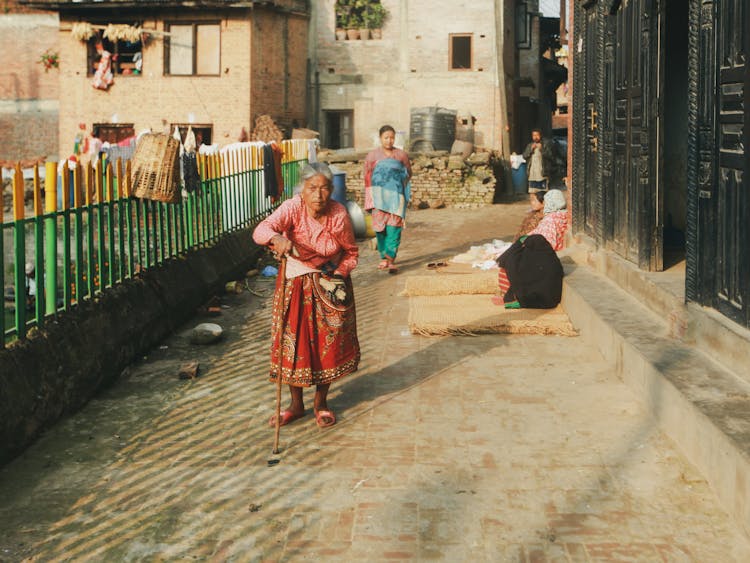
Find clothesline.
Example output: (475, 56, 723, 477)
(65, 23, 172, 38)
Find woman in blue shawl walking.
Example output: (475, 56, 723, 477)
(364, 125, 412, 274)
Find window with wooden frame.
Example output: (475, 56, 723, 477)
(165, 23, 221, 76)
(171, 123, 214, 147)
(93, 123, 135, 144)
(449, 34, 473, 70)
(87, 27, 143, 76)
(516, 2, 532, 49)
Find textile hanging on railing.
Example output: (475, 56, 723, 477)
(263, 142, 285, 202)
(307, 139, 319, 163)
(182, 126, 201, 194)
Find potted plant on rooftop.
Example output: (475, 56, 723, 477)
(358, 16, 370, 40)
(345, 13, 362, 40)
(365, 3, 387, 40)
(334, 0, 349, 40)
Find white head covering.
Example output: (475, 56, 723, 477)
(544, 189, 566, 214)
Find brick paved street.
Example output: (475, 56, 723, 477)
(1, 204, 749, 561)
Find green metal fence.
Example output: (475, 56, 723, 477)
(1, 141, 307, 346)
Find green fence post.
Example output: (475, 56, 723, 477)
(166, 201, 174, 258)
(44, 162, 58, 317)
(106, 163, 116, 287)
(94, 166, 105, 292)
(61, 164, 72, 311)
(116, 160, 126, 282)
(157, 200, 165, 264)
(124, 160, 135, 277)
(73, 165, 86, 302)
(186, 190, 195, 250)
(12, 164, 26, 339)
(135, 195, 144, 273)
(141, 199, 149, 268)
(32, 165, 45, 328)
(84, 165, 95, 298)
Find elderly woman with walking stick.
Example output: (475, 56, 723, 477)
(253, 163, 360, 432)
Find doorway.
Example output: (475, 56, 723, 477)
(324, 110, 354, 149)
(660, 0, 689, 269)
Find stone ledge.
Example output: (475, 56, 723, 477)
(563, 234, 750, 384)
(562, 263, 750, 537)
(0, 228, 263, 465)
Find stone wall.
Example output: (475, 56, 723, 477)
(0, 228, 263, 465)
(325, 151, 500, 209)
(310, 0, 504, 151)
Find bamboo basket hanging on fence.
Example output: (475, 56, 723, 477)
(130, 133, 181, 203)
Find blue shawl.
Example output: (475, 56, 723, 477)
(371, 158, 411, 219)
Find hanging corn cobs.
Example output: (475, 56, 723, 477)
(71, 22, 95, 42)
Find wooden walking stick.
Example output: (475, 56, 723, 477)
(272, 254, 288, 455)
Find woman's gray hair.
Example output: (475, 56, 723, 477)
(300, 162, 333, 184)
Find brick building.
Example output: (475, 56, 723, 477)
(308, 0, 566, 156)
(0, 0, 59, 162)
(20, 0, 309, 158)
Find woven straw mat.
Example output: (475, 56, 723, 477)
(407, 295, 577, 336)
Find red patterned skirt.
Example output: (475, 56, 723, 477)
(498, 267, 511, 299)
(269, 272, 360, 387)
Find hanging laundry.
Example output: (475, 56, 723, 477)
(262, 142, 285, 202)
(92, 43, 114, 90)
(182, 126, 201, 194)
(307, 139, 319, 163)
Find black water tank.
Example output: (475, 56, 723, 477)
(409, 107, 457, 151)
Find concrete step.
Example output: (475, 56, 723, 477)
(563, 236, 750, 385)
(562, 262, 750, 537)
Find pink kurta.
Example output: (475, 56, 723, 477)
(254, 196, 360, 387)
(528, 211, 568, 251)
(253, 196, 358, 277)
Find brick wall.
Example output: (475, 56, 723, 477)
(325, 152, 498, 209)
(0, 14, 59, 100)
(0, 104, 58, 161)
(0, 13, 60, 160)
(250, 11, 309, 130)
(57, 6, 308, 158)
(311, 0, 503, 151)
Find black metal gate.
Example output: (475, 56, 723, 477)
(583, 4, 600, 236)
(610, 0, 660, 269)
(574, 0, 661, 269)
(690, 0, 749, 327)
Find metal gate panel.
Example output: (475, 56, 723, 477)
(713, 0, 748, 325)
(689, 0, 749, 328)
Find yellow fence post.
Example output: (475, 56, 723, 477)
(44, 162, 58, 317)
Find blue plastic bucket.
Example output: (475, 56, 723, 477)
(511, 162, 528, 194)
(331, 170, 347, 204)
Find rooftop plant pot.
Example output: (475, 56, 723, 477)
(346, 28, 360, 40)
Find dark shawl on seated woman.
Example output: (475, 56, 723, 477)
(496, 234, 564, 309)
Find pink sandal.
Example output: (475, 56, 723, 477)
(314, 409, 336, 428)
(268, 409, 304, 428)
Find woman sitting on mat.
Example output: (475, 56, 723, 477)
(363, 124, 412, 274)
(253, 162, 360, 429)
(493, 189, 568, 308)
(526, 189, 568, 251)
(513, 190, 546, 242)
